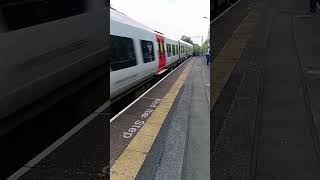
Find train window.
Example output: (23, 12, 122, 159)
(172, 45, 175, 56)
(0, 0, 86, 32)
(141, 40, 155, 63)
(166, 44, 171, 57)
(110, 35, 137, 71)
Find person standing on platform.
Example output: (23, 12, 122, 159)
(205, 48, 210, 66)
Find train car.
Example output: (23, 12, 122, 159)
(178, 40, 185, 60)
(110, 8, 158, 99)
(0, 0, 108, 135)
(110, 8, 191, 100)
(184, 41, 193, 58)
(212, 0, 230, 13)
(164, 36, 179, 68)
(178, 40, 193, 60)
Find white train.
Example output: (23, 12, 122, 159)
(110, 8, 193, 100)
(0, 0, 108, 135)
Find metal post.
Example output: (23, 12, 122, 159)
(201, 36, 203, 56)
(311, 0, 316, 12)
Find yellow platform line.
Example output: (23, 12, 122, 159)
(210, 0, 266, 110)
(110, 59, 195, 180)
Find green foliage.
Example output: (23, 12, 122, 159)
(193, 44, 201, 56)
(201, 40, 209, 54)
(180, 35, 208, 56)
(201, 40, 208, 50)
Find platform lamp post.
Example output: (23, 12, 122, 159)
(190, 35, 203, 56)
(203, 16, 210, 55)
(201, 35, 204, 55)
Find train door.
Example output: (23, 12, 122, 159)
(156, 34, 166, 71)
(178, 41, 181, 60)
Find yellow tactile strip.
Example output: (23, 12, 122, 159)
(210, 0, 266, 110)
(110, 59, 195, 180)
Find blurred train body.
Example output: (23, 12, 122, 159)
(0, 0, 108, 135)
(212, 0, 233, 13)
(110, 8, 193, 100)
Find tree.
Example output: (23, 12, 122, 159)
(193, 44, 201, 56)
(180, 35, 194, 45)
(201, 39, 209, 54)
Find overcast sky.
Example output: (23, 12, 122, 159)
(111, 0, 210, 45)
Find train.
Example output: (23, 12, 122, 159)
(110, 8, 193, 100)
(212, 0, 226, 13)
(212, 0, 238, 14)
(0, 0, 108, 135)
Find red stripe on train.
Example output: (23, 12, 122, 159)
(156, 34, 166, 71)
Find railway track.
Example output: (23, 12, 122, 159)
(110, 58, 191, 120)
(0, 57, 190, 179)
(212, 0, 240, 20)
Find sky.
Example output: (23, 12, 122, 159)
(110, 0, 210, 45)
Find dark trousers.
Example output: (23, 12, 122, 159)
(206, 54, 210, 65)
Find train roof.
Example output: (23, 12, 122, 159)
(179, 40, 193, 47)
(111, 7, 164, 37)
(110, 7, 194, 46)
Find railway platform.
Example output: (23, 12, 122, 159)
(211, 0, 320, 179)
(110, 56, 210, 180)
(8, 56, 210, 179)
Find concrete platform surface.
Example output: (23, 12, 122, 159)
(211, 0, 320, 179)
(136, 57, 210, 180)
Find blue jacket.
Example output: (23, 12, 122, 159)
(205, 52, 210, 61)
